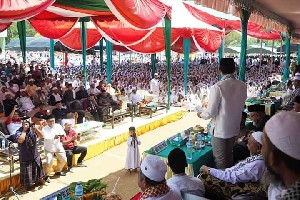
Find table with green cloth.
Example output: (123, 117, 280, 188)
(143, 140, 214, 179)
(245, 98, 281, 116)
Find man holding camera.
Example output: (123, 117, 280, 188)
(60, 119, 87, 172)
(40, 115, 67, 179)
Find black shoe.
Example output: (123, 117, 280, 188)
(55, 171, 66, 176)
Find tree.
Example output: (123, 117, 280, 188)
(224, 31, 242, 47)
(6, 21, 37, 44)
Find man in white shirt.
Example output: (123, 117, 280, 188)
(87, 82, 100, 95)
(130, 89, 143, 104)
(138, 155, 182, 200)
(150, 73, 160, 96)
(262, 111, 300, 200)
(41, 115, 67, 178)
(197, 58, 247, 169)
(167, 148, 205, 197)
(200, 132, 265, 184)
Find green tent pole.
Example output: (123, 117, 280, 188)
(163, 16, 172, 110)
(99, 38, 104, 74)
(50, 39, 55, 69)
(183, 38, 190, 95)
(80, 18, 87, 88)
(151, 53, 156, 78)
(297, 44, 300, 65)
(17, 21, 26, 63)
(238, 9, 250, 82)
(106, 40, 113, 84)
(283, 31, 291, 82)
(218, 39, 224, 80)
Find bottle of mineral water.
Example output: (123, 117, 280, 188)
(74, 182, 83, 200)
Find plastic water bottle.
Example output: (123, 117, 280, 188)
(74, 182, 83, 200)
(1, 139, 5, 149)
(186, 141, 193, 160)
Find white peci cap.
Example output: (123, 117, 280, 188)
(140, 155, 167, 182)
(265, 111, 300, 160)
(252, 131, 263, 145)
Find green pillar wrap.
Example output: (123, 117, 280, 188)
(99, 38, 104, 74)
(17, 21, 26, 63)
(50, 39, 55, 69)
(283, 32, 291, 82)
(151, 53, 156, 78)
(183, 38, 190, 95)
(80, 18, 87, 88)
(238, 9, 250, 82)
(297, 44, 300, 65)
(106, 40, 113, 84)
(218, 39, 224, 80)
(163, 17, 172, 110)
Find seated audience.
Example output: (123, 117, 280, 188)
(2, 92, 18, 117)
(60, 120, 87, 172)
(167, 148, 205, 197)
(281, 73, 300, 110)
(52, 101, 69, 124)
(293, 95, 300, 112)
(262, 111, 300, 200)
(5, 105, 22, 135)
(247, 104, 270, 132)
(138, 155, 182, 200)
(200, 132, 266, 199)
(83, 94, 103, 122)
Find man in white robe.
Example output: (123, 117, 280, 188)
(149, 73, 160, 96)
(125, 126, 141, 171)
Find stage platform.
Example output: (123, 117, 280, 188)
(0, 107, 186, 195)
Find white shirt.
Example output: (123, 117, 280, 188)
(167, 174, 205, 197)
(42, 124, 66, 152)
(53, 93, 62, 102)
(19, 96, 35, 111)
(150, 78, 160, 95)
(146, 188, 182, 200)
(88, 87, 100, 95)
(7, 122, 22, 135)
(268, 181, 284, 200)
(201, 75, 247, 138)
(210, 154, 266, 184)
(130, 93, 143, 104)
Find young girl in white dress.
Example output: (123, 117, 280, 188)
(125, 126, 141, 172)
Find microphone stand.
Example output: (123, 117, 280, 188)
(0, 131, 20, 200)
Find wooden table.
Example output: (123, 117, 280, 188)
(138, 103, 167, 118)
(103, 110, 133, 129)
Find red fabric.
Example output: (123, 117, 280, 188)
(183, 2, 236, 29)
(171, 37, 199, 53)
(130, 192, 142, 200)
(59, 28, 102, 51)
(0, 22, 11, 32)
(92, 18, 154, 46)
(0, 0, 55, 22)
(126, 27, 180, 53)
(104, 0, 167, 29)
(184, 2, 280, 40)
(192, 29, 223, 52)
(29, 18, 78, 39)
(5, 117, 21, 125)
(112, 45, 130, 52)
(231, 21, 281, 40)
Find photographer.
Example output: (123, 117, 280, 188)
(10, 118, 46, 190)
(125, 126, 141, 172)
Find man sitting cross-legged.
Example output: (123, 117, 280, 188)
(199, 132, 267, 199)
(60, 119, 87, 172)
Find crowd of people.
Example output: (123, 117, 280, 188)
(0, 51, 300, 199)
